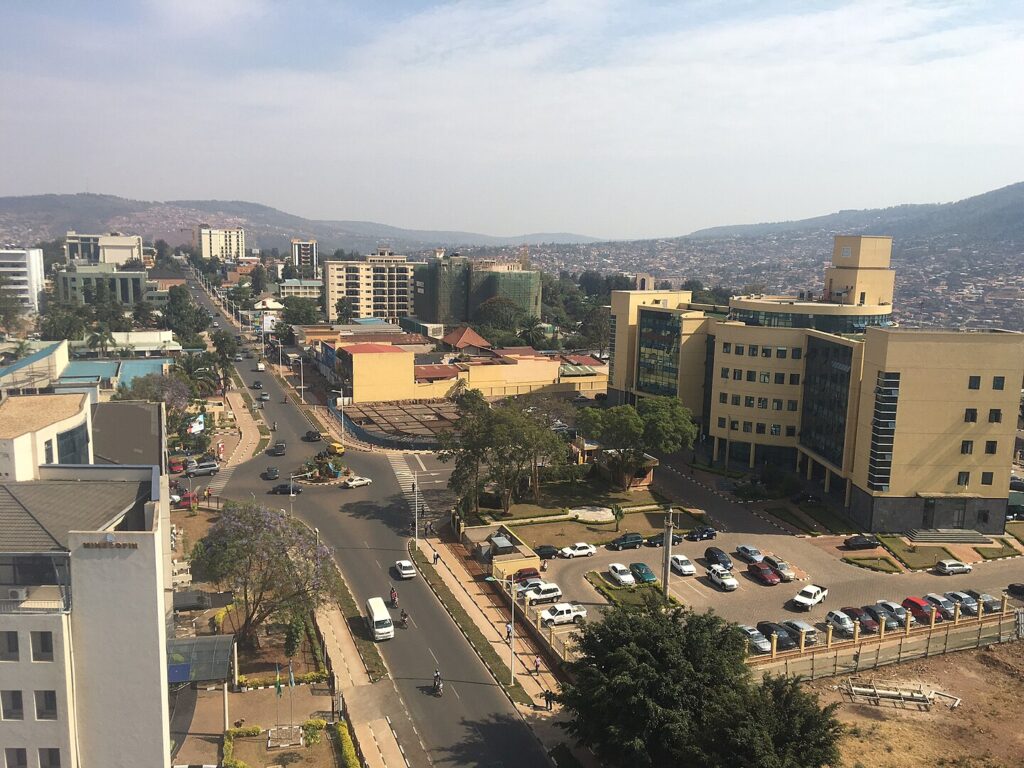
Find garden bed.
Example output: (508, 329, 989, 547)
(512, 509, 696, 550)
(841, 555, 901, 573)
(798, 502, 859, 535)
(481, 481, 666, 520)
(974, 538, 1020, 560)
(585, 571, 669, 608)
(764, 506, 821, 535)
(1005, 522, 1024, 547)
(877, 535, 955, 570)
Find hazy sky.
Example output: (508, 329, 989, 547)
(2, 1, 1023, 239)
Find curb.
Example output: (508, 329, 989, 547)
(237, 679, 323, 692)
(384, 715, 412, 768)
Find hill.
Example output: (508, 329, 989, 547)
(688, 181, 1024, 241)
(0, 193, 600, 251)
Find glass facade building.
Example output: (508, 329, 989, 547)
(732, 308, 891, 334)
(799, 336, 853, 467)
(635, 309, 682, 397)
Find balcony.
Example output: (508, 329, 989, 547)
(0, 584, 70, 614)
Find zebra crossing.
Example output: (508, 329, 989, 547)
(204, 464, 238, 496)
(387, 455, 428, 515)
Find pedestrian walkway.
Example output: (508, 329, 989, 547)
(387, 455, 426, 512)
(224, 390, 261, 465)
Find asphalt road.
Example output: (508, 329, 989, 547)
(187, 276, 550, 768)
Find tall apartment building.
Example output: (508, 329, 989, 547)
(413, 252, 542, 325)
(608, 235, 1024, 533)
(64, 232, 144, 267)
(196, 225, 246, 261)
(0, 248, 45, 313)
(323, 249, 424, 322)
(290, 239, 320, 279)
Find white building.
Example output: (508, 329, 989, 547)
(278, 279, 321, 301)
(0, 394, 93, 481)
(323, 249, 424, 323)
(0, 248, 45, 313)
(197, 226, 246, 262)
(64, 232, 143, 266)
(290, 239, 319, 279)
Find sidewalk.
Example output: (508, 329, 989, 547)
(224, 390, 261, 465)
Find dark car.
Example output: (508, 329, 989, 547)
(1007, 583, 1024, 598)
(268, 442, 287, 456)
(629, 562, 657, 584)
(534, 545, 560, 560)
(645, 531, 683, 547)
(861, 604, 899, 632)
(264, 466, 280, 481)
(512, 567, 540, 584)
(252, 380, 263, 389)
(686, 525, 717, 541)
(755, 621, 797, 651)
(965, 589, 1000, 613)
(790, 493, 821, 505)
(305, 430, 323, 442)
(844, 535, 881, 550)
(704, 547, 733, 571)
(840, 607, 879, 633)
(609, 532, 644, 551)
(748, 562, 781, 586)
(270, 483, 300, 495)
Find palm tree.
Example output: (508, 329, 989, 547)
(86, 324, 115, 357)
(10, 340, 31, 361)
(518, 316, 546, 348)
(174, 352, 219, 397)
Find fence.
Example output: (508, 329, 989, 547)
(326, 402, 440, 451)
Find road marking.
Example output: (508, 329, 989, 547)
(414, 454, 427, 471)
(428, 647, 439, 664)
(450, 684, 461, 700)
(375, 559, 382, 569)
(674, 578, 704, 598)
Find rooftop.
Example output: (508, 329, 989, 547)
(91, 401, 164, 468)
(442, 326, 492, 350)
(0, 393, 88, 439)
(341, 343, 408, 355)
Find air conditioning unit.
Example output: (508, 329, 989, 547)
(7, 587, 29, 601)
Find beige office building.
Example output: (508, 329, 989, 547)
(607, 235, 1024, 533)
(197, 225, 246, 261)
(323, 249, 424, 323)
(64, 232, 143, 266)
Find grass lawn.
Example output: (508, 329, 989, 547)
(798, 502, 859, 535)
(514, 510, 691, 550)
(585, 571, 665, 608)
(877, 535, 955, 570)
(974, 538, 1020, 560)
(842, 555, 902, 573)
(764, 506, 820, 535)
(1006, 522, 1024, 547)
(334, 568, 388, 682)
(482, 481, 667, 520)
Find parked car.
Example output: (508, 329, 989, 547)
(522, 582, 562, 604)
(790, 492, 821, 505)
(706, 564, 738, 591)
(877, 599, 914, 627)
(252, 380, 263, 389)
(964, 589, 1000, 614)
(944, 591, 979, 616)
(756, 621, 797, 651)
(762, 555, 795, 582)
(560, 542, 597, 559)
(268, 442, 287, 456)
(645, 531, 683, 547)
(791, 584, 828, 610)
(512, 567, 541, 584)
(394, 560, 416, 579)
(341, 476, 372, 488)
(609, 532, 644, 551)
(670, 554, 696, 576)
(934, 559, 972, 575)
(704, 546, 733, 570)
(516, 578, 544, 596)
(270, 483, 300, 495)
(1007, 583, 1024, 598)
(629, 562, 657, 584)
(861, 604, 899, 632)
(781, 619, 819, 645)
(175, 491, 199, 509)
(825, 609, 855, 635)
(186, 460, 219, 478)
(686, 525, 717, 541)
(844, 535, 881, 550)
(924, 593, 957, 620)
(902, 596, 943, 624)
(168, 456, 187, 473)
(259, 392, 271, 401)
(748, 562, 781, 586)
(608, 563, 636, 587)
(304, 430, 323, 442)
(264, 466, 280, 480)
(841, 607, 879, 634)
(736, 544, 765, 563)
(534, 545, 560, 560)
(739, 625, 772, 654)
(540, 603, 587, 627)
(233, 353, 243, 362)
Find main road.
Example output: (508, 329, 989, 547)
(186, 275, 550, 768)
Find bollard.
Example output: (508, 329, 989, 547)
(930, 607, 937, 629)
(905, 613, 912, 636)
(826, 624, 833, 649)
(853, 621, 860, 645)
(770, 632, 777, 659)
(879, 619, 885, 641)
(799, 629, 806, 653)
(1000, 594, 1009, 614)
(953, 602, 961, 625)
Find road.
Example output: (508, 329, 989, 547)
(186, 275, 549, 768)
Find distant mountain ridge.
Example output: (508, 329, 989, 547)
(0, 193, 600, 251)
(687, 181, 1024, 241)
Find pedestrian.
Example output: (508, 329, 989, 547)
(505, 622, 513, 643)
(433, 551, 440, 566)
(544, 689, 553, 711)
(534, 655, 541, 676)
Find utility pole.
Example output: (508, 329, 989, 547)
(662, 505, 674, 600)
(412, 474, 419, 546)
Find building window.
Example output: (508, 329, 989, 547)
(735, 346, 744, 356)
(774, 372, 785, 384)
(792, 347, 802, 360)
(956, 471, 970, 486)
(981, 472, 993, 486)
(978, 510, 990, 525)
(733, 369, 743, 380)
(755, 423, 766, 434)
(744, 396, 754, 407)
(720, 367, 729, 379)
(741, 370, 752, 382)
(34, 691, 57, 720)
(770, 424, 781, 436)
(719, 392, 728, 404)
(789, 373, 801, 385)
(38, 749, 61, 768)
(44, 440, 54, 464)
(787, 400, 798, 411)
(785, 426, 796, 437)
(717, 417, 726, 428)
(742, 421, 752, 433)
(988, 409, 1002, 423)
(964, 408, 977, 423)
(5, 749, 27, 768)
(775, 347, 787, 359)
(31, 632, 53, 662)
(731, 395, 741, 406)
(772, 399, 782, 410)
(0, 632, 17, 662)
(1, 690, 23, 720)
(722, 342, 731, 353)
(729, 420, 739, 431)
(757, 397, 768, 409)
(992, 375, 1005, 390)
(961, 440, 973, 455)
(985, 440, 997, 454)
(968, 375, 981, 390)
(759, 372, 770, 383)
(748, 345, 758, 356)
(761, 347, 771, 358)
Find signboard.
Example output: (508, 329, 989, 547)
(262, 314, 277, 333)
(189, 414, 205, 434)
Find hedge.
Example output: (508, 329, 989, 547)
(331, 721, 360, 768)
(222, 725, 261, 768)
(237, 670, 328, 688)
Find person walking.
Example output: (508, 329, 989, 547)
(505, 622, 513, 643)
(534, 655, 541, 676)
(544, 689, 553, 711)
(433, 551, 440, 566)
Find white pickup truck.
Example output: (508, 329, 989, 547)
(791, 584, 829, 611)
(540, 602, 587, 627)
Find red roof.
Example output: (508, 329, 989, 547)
(414, 364, 461, 381)
(339, 343, 406, 355)
(563, 354, 604, 366)
(442, 326, 491, 349)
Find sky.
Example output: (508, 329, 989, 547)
(2, 0, 1023, 240)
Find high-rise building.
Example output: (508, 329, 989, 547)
(323, 249, 424, 322)
(290, 239, 320, 279)
(64, 232, 143, 266)
(196, 225, 246, 261)
(413, 252, 542, 325)
(607, 235, 1024, 533)
(0, 248, 45, 313)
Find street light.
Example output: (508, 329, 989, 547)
(484, 575, 516, 686)
(288, 470, 315, 516)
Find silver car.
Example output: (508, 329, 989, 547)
(763, 555, 795, 582)
(944, 591, 979, 616)
(738, 625, 771, 654)
(781, 619, 818, 645)
(877, 599, 914, 626)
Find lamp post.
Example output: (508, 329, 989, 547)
(484, 575, 516, 686)
(288, 470, 315, 516)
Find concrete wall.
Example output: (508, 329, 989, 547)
(849, 485, 1008, 533)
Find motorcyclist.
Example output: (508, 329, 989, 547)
(399, 608, 409, 627)
(272, 421, 278, 431)
(390, 586, 398, 608)
(433, 669, 442, 693)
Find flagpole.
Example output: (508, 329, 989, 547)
(275, 664, 281, 726)
(289, 661, 294, 727)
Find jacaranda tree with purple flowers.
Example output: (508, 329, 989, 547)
(192, 502, 341, 647)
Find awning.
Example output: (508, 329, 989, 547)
(167, 635, 235, 683)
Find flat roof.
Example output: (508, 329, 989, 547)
(341, 343, 407, 354)
(0, 393, 87, 439)
(91, 401, 164, 468)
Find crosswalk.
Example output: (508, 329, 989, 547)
(204, 465, 238, 496)
(387, 455, 427, 516)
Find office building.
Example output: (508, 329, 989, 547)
(0, 393, 93, 481)
(54, 263, 150, 305)
(0, 248, 45, 313)
(414, 252, 542, 325)
(278, 279, 322, 301)
(323, 249, 424, 323)
(290, 239, 320, 279)
(64, 232, 143, 266)
(197, 225, 246, 261)
(607, 235, 1024, 533)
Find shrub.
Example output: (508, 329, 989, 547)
(332, 721, 360, 768)
(302, 718, 327, 745)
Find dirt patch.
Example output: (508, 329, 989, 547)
(230, 733, 335, 766)
(170, 505, 220, 560)
(222, 615, 321, 680)
(804, 640, 1024, 767)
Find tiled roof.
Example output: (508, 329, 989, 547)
(442, 326, 491, 349)
(414, 364, 461, 381)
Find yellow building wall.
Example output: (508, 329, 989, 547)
(832, 235, 892, 269)
(676, 314, 710, 417)
(823, 265, 895, 307)
(351, 352, 416, 403)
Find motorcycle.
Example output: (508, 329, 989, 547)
(433, 679, 443, 697)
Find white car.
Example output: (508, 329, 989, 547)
(707, 564, 738, 591)
(608, 563, 635, 586)
(540, 603, 587, 627)
(394, 560, 416, 579)
(516, 578, 544, 596)
(560, 542, 597, 559)
(522, 582, 563, 604)
(342, 476, 373, 488)
(670, 554, 696, 576)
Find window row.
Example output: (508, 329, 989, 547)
(720, 368, 801, 385)
(716, 418, 796, 437)
(718, 392, 798, 411)
(964, 408, 1002, 423)
(0, 690, 58, 721)
(0, 631, 52, 663)
(967, 375, 1006, 391)
(720, 343, 803, 360)
(960, 440, 998, 455)
(4, 748, 61, 768)
(956, 471, 994, 486)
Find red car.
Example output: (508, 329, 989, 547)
(175, 491, 199, 509)
(901, 596, 943, 625)
(169, 457, 187, 473)
(748, 561, 780, 586)
(513, 567, 540, 584)
(840, 606, 879, 634)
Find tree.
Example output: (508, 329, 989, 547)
(637, 396, 699, 458)
(281, 263, 299, 281)
(604, 273, 634, 293)
(211, 330, 240, 363)
(191, 502, 341, 648)
(132, 300, 156, 328)
(438, 389, 491, 513)
(611, 503, 625, 532)
(578, 269, 605, 297)
(559, 600, 841, 768)
(580, 305, 611, 355)
(86, 324, 115, 356)
(517, 316, 546, 348)
(154, 239, 170, 261)
(174, 352, 220, 397)
(281, 297, 320, 326)
(249, 265, 268, 295)
(284, 614, 305, 658)
(482, 407, 536, 514)
(0, 276, 26, 332)
(334, 297, 355, 324)
(39, 303, 90, 341)
(656, 280, 673, 290)
(34, 237, 66, 273)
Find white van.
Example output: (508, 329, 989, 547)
(255, 362, 266, 372)
(365, 597, 394, 641)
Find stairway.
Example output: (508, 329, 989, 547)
(905, 528, 992, 544)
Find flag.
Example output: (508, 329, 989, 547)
(275, 664, 282, 698)
(289, 661, 295, 689)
